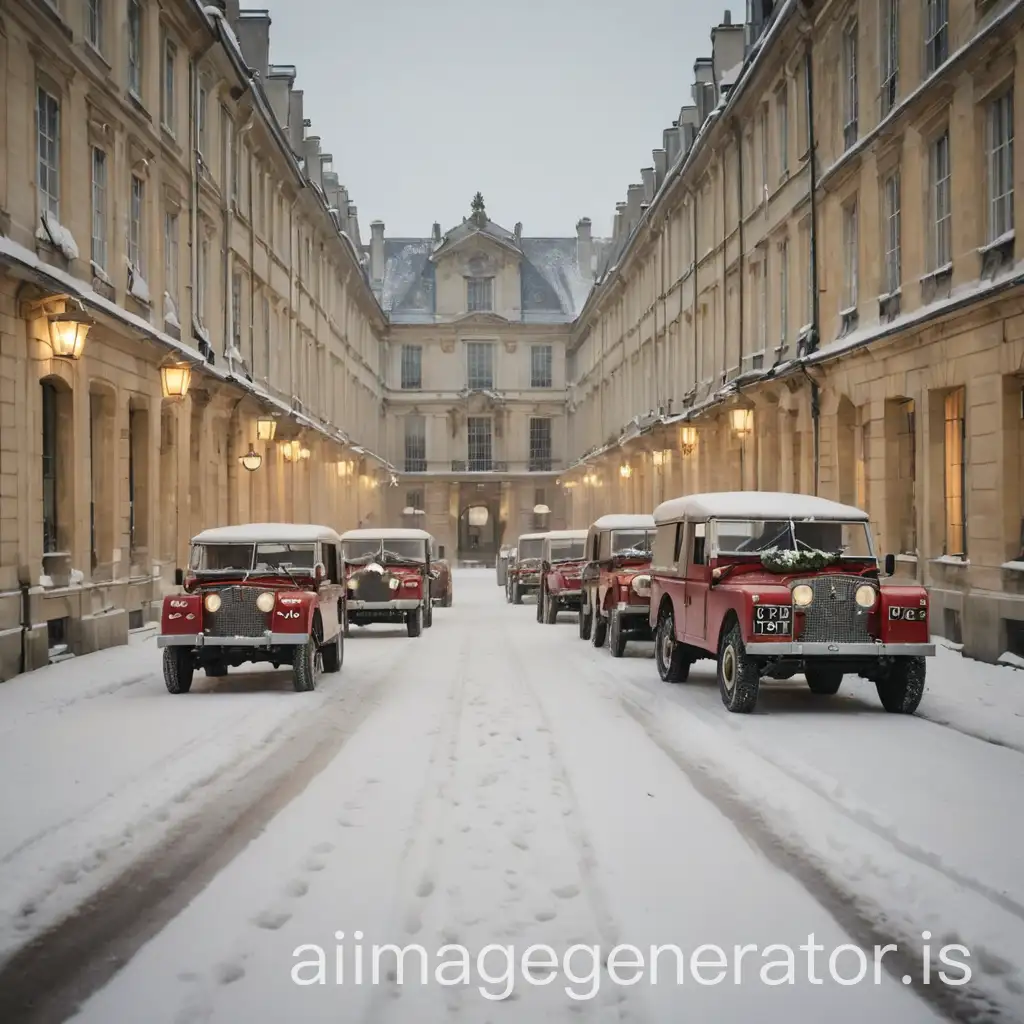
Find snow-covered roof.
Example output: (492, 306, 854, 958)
(653, 492, 869, 524)
(516, 532, 550, 542)
(590, 514, 655, 531)
(191, 523, 343, 544)
(340, 527, 432, 541)
(544, 530, 589, 541)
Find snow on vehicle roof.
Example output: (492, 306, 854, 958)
(544, 529, 589, 541)
(516, 532, 549, 542)
(653, 492, 869, 524)
(340, 527, 432, 541)
(590, 514, 655, 531)
(191, 523, 343, 544)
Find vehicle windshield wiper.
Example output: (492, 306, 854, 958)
(381, 549, 421, 566)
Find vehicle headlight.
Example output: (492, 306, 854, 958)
(347, 578, 357, 590)
(792, 584, 813, 608)
(855, 584, 877, 609)
(388, 577, 401, 590)
(204, 593, 222, 612)
(256, 592, 275, 613)
(631, 574, 651, 593)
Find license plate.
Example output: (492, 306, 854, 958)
(753, 605, 792, 635)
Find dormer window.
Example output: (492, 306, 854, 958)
(467, 277, 493, 312)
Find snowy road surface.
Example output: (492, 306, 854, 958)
(0, 569, 1021, 1023)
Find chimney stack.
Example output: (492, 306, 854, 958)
(303, 136, 323, 189)
(641, 167, 656, 202)
(576, 217, 593, 278)
(369, 220, 385, 287)
(432, 222, 441, 242)
(236, 10, 271, 80)
(613, 202, 627, 241)
(652, 149, 668, 188)
(514, 221, 522, 245)
(625, 184, 644, 233)
(265, 65, 295, 129)
(287, 89, 304, 153)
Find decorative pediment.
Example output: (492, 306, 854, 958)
(450, 311, 509, 327)
(430, 227, 522, 265)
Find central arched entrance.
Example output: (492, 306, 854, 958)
(457, 481, 503, 564)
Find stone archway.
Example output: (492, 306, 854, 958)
(457, 481, 502, 564)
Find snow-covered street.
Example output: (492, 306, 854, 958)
(1, 569, 1022, 1023)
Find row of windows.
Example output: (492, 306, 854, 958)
(402, 416, 554, 473)
(399, 343, 555, 390)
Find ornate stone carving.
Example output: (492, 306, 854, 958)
(503, 340, 517, 353)
(440, 338, 455, 353)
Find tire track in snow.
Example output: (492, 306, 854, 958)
(0, 640, 420, 1024)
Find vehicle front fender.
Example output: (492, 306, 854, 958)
(272, 593, 316, 635)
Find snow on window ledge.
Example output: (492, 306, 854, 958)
(978, 229, 1015, 255)
(163, 292, 180, 329)
(36, 212, 80, 261)
(930, 554, 969, 566)
(919, 263, 952, 283)
(895, 553, 918, 563)
(90, 260, 112, 286)
(127, 267, 151, 305)
(998, 651, 1024, 670)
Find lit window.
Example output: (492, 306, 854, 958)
(943, 388, 966, 557)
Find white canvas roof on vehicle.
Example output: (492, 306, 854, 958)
(544, 529, 589, 541)
(590, 514, 655, 531)
(653, 492, 869, 525)
(191, 523, 343, 544)
(340, 527, 432, 541)
(516, 532, 549, 542)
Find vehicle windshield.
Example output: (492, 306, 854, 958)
(189, 542, 316, 572)
(343, 538, 425, 564)
(610, 530, 653, 557)
(713, 519, 872, 558)
(549, 540, 585, 562)
(517, 538, 543, 559)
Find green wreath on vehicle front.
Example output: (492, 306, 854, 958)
(759, 547, 842, 573)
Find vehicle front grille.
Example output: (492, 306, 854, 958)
(795, 575, 875, 644)
(351, 572, 393, 602)
(204, 586, 267, 638)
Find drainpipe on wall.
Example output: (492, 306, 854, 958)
(804, 44, 822, 495)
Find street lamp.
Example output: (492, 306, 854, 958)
(160, 360, 193, 399)
(730, 407, 754, 488)
(255, 416, 277, 441)
(46, 299, 93, 359)
(239, 445, 262, 472)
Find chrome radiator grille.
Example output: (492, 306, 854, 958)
(795, 575, 875, 644)
(204, 587, 267, 637)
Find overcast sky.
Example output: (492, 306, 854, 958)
(260, 0, 727, 240)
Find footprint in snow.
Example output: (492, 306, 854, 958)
(304, 858, 326, 872)
(416, 878, 435, 898)
(552, 884, 581, 900)
(286, 879, 309, 898)
(254, 908, 292, 930)
(215, 962, 245, 985)
(337, 817, 357, 828)
(535, 908, 557, 922)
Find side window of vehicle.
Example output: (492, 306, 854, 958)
(651, 524, 676, 571)
(323, 543, 339, 582)
(673, 523, 684, 562)
(692, 522, 706, 566)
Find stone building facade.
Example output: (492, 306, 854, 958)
(0, 0, 390, 680)
(372, 201, 603, 562)
(562, 0, 1024, 664)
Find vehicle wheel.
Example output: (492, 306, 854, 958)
(876, 657, 926, 714)
(608, 610, 627, 657)
(654, 609, 689, 681)
(322, 630, 343, 673)
(407, 608, 423, 637)
(205, 663, 227, 677)
(805, 665, 843, 695)
(590, 606, 607, 647)
(578, 598, 592, 640)
(717, 622, 760, 713)
(512, 581, 523, 605)
(344, 618, 351, 637)
(292, 633, 321, 692)
(544, 592, 559, 624)
(163, 648, 194, 694)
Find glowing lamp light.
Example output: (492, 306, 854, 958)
(47, 306, 92, 359)
(730, 408, 754, 437)
(239, 446, 262, 472)
(652, 451, 664, 467)
(680, 426, 698, 455)
(619, 463, 632, 479)
(160, 361, 193, 399)
(533, 504, 550, 515)
(468, 506, 489, 527)
(299, 447, 311, 460)
(255, 417, 277, 441)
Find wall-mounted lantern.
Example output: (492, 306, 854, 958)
(239, 445, 262, 472)
(533, 504, 551, 515)
(680, 426, 698, 455)
(160, 359, 193, 400)
(468, 506, 489, 527)
(298, 446, 311, 460)
(730, 408, 754, 438)
(619, 463, 632, 479)
(46, 298, 93, 359)
(255, 416, 277, 441)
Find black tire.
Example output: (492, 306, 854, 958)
(407, 608, 423, 637)
(654, 609, 689, 681)
(805, 665, 843, 695)
(163, 648, 194, 693)
(717, 622, 760, 713)
(544, 592, 559, 624)
(590, 606, 607, 647)
(578, 597, 592, 639)
(322, 629, 343, 673)
(205, 663, 227, 677)
(292, 635, 320, 692)
(876, 657, 926, 714)
(608, 610, 627, 657)
(512, 581, 523, 605)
